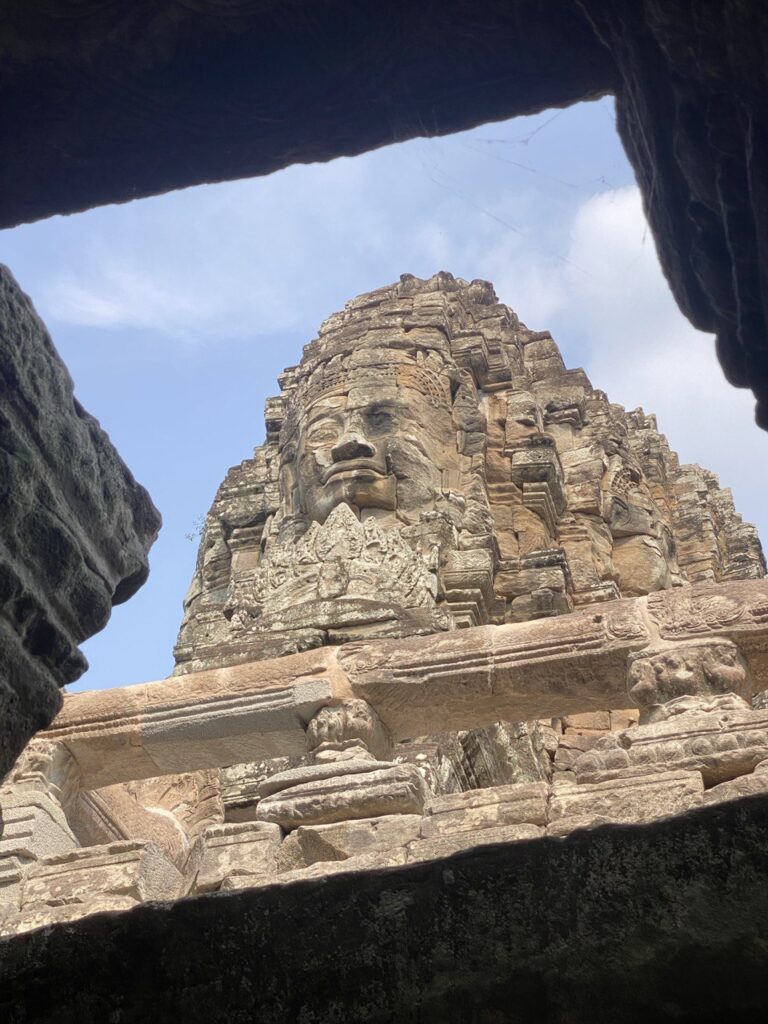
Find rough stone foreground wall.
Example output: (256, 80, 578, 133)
(2, 795, 768, 1024)
(0, 266, 160, 777)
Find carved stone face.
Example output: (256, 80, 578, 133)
(284, 373, 457, 525)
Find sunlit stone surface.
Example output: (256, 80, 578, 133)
(1, 273, 766, 956)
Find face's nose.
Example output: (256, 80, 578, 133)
(331, 434, 376, 463)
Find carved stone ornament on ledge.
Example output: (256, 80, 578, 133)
(224, 503, 449, 641)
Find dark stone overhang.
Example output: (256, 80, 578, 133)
(2, 793, 768, 1023)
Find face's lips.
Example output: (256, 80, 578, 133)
(322, 458, 387, 484)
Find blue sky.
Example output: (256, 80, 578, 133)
(1, 97, 765, 691)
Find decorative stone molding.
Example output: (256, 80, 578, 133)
(26, 580, 768, 789)
(628, 640, 752, 714)
(255, 762, 429, 830)
(572, 694, 768, 786)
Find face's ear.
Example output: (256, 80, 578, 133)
(277, 458, 298, 516)
(280, 441, 297, 465)
(451, 374, 485, 437)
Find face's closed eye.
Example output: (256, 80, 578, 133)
(304, 408, 345, 449)
(306, 424, 342, 447)
(363, 405, 397, 437)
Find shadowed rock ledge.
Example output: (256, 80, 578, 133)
(0, 265, 160, 778)
(1, 794, 767, 1024)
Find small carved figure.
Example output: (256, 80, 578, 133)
(628, 640, 751, 711)
(306, 700, 393, 763)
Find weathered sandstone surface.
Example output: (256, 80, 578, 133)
(0, 265, 160, 778)
(1, 275, 766, 1014)
(172, 272, 765, 797)
(176, 274, 764, 675)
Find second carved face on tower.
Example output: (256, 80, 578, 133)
(284, 378, 458, 525)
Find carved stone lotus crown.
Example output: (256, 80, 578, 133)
(284, 361, 454, 426)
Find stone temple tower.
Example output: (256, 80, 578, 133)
(176, 271, 764, 679)
(173, 270, 765, 789)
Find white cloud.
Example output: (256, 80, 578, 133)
(557, 186, 757, 453)
(32, 128, 604, 344)
(40, 157, 396, 340)
(48, 263, 214, 332)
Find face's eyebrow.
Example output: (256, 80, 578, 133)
(302, 402, 346, 428)
(365, 398, 399, 411)
(379, 395, 428, 415)
(359, 394, 414, 412)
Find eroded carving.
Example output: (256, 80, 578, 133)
(224, 504, 447, 640)
(306, 699, 393, 763)
(628, 640, 752, 713)
(255, 762, 428, 830)
(647, 589, 748, 638)
(573, 694, 768, 786)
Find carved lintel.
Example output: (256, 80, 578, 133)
(35, 581, 768, 780)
